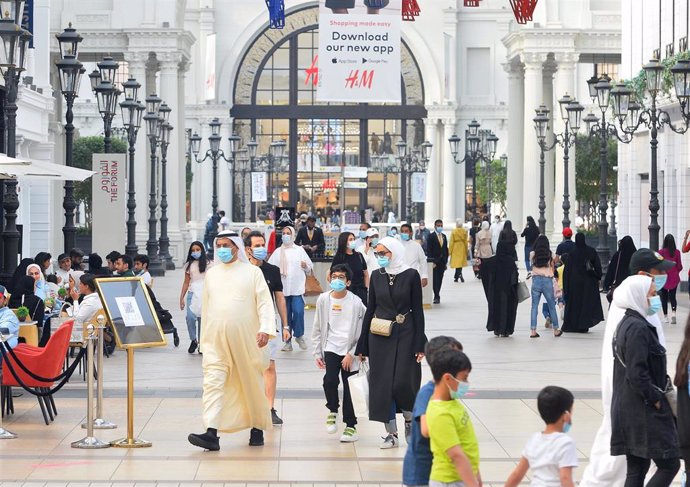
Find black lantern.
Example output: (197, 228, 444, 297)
(671, 59, 690, 109)
(557, 93, 573, 121)
(587, 74, 599, 100)
(448, 134, 461, 161)
(396, 140, 407, 159)
(485, 132, 498, 159)
(158, 102, 172, 124)
(122, 76, 140, 101)
(468, 119, 480, 137)
(421, 140, 432, 160)
(0, 1, 25, 25)
(595, 75, 612, 111)
(467, 135, 480, 156)
(228, 133, 241, 155)
(97, 56, 118, 84)
(643, 58, 664, 94)
(209, 117, 221, 136)
(533, 109, 549, 143)
(566, 101, 584, 132)
(274, 139, 287, 160)
(583, 112, 599, 134)
(56, 23, 82, 59)
(626, 99, 641, 130)
(247, 139, 258, 159)
(190, 132, 202, 156)
(611, 83, 632, 124)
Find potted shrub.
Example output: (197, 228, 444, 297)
(58, 287, 67, 299)
(16, 306, 29, 322)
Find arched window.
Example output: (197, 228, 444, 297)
(231, 5, 427, 225)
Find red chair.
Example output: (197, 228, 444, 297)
(2, 320, 74, 425)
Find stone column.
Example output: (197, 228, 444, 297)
(125, 51, 151, 248)
(424, 118, 440, 222)
(520, 52, 547, 226)
(504, 62, 525, 224)
(158, 52, 184, 263)
(441, 119, 458, 224)
(543, 61, 556, 236)
(552, 52, 578, 240)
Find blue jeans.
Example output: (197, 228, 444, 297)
(285, 295, 305, 339)
(186, 292, 201, 341)
(524, 244, 533, 271)
(530, 275, 559, 330)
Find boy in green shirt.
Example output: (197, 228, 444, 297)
(426, 348, 480, 487)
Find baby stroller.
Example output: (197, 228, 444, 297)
(146, 285, 180, 347)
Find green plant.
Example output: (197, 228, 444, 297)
(623, 50, 690, 105)
(475, 159, 507, 215)
(575, 134, 618, 226)
(58, 287, 67, 298)
(16, 306, 29, 320)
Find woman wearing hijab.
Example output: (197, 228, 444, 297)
(8, 257, 34, 294)
(499, 220, 518, 261)
(520, 216, 540, 274)
(562, 233, 604, 333)
(603, 236, 637, 304)
(611, 275, 680, 486)
(330, 231, 369, 304)
(481, 240, 519, 337)
(9, 274, 46, 344)
(474, 220, 493, 260)
(26, 263, 48, 301)
(355, 236, 426, 449)
(268, 226, 313, 352)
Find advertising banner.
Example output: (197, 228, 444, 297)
(251, 171, 268, 202)
(410, 172, 426, 203)
(92, 154, 126, 257)
(317, 0, 402, 103)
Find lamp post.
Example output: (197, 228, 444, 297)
(89, 56, 120, 154)
(531, 95, 584, 231)
(448, 120, 498, 220)
(143, 94, 165, 277)
(374, 154, 399, 217)
(120, 78, 144, 257)
(0, 1, 30, 275)
(245, 139, 287, 215)
(56, 23, 84, 253)
(610, 58, 690, 250)
(190, 118, 238, 236)
(395, 140, 432, 221)
(158, 116, 175, 270)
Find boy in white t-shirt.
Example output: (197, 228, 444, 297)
(505, 386, 578, 487)
(311, 263, 366, 443)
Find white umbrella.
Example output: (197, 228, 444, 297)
(0, 154, 94, 181)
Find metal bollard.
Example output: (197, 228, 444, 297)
(82, 315, 116, 430)
(72, 324, 110, 449)
(0, 331, 17, 439)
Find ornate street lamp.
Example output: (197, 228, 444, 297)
(396, 139, 432, 221)
(158, 120, 175, 270)
(55, 23, 83, 254)
(90, 56, 120, 153)
(143, 93, 165, 277)
(532, 106, 550, 234)
(0, 1, 29, 275)
(120, 77, 144, 257)
(448, 120, 498, 220)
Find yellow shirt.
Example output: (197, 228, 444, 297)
(427, 399, 480, 483)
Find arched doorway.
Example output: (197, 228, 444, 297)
(230, 5, 427, 223)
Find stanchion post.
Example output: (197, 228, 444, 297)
(0, 331, 17, 439)
(110, 347, 151, 448)
(84, 315, 116, 430)
(72, 325, 110, 449)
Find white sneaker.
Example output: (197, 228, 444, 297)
(326, 413, 337, 434)
(664, 315, 670, 325)
(339, 426, 358, 442)
(380, 434, 399, 449)
(295, 336, 308, 350)
(281, 341, 293, 352)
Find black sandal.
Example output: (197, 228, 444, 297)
(530, 333, 540, 338)
(554, 330, 563, 337)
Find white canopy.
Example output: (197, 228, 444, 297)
(0, 154, 94, 181)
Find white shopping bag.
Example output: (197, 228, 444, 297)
(348, 360, 369, 418)
(189, 280, 204, 317)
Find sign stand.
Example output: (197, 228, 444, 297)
(110, 348, 151, 448)
(72, 325, 110, 449)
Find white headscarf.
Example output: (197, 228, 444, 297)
(612, 274, 653, 317)
(481, 221, 490, 231)
(377, 236, 410, 275)
(214, 231, 249, 264)
(26, 263, 45, 283)
(278, 226, 296, 277)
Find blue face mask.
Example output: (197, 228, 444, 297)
(191, 251, 202, 260)
(563, 421, 572, 434)
(648, 295, 662, 315)
(389, 229, 397, 236)
(216, 247, 234, 264)
(400, 233, 410, 241)
(654, 274, 668, 291)
(252, 247, 267, 261)
(330, 278, 347, 292)
(359, 231, 367, 239)
(377, 256, 390, 268)
(282, 235, 292, 245)
(449, 377, 469, 400)
(371, 238, 379, 246)
(435, 226, 443, 234)
(348, 241, 357, 250)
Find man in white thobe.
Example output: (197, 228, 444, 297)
(490, 215, 503, 255)
(579, 249, 673, 487)
(188, 231, 276, 451)
(399, 223, 429, 287)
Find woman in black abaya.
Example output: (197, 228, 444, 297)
(562, 232, 604, 332)
(603, 235, 636, 303)
(481, 240, 519, 336)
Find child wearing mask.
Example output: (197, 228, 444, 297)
(311, 263, 366, 443)
(504, 386, 578, 487)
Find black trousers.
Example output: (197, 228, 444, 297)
(323, 351, 357, 427)
(659, 287, 677, 314)
(454, 268, 464, 280)
(433, 265, 445, 299)
(624, 454, 680, 487)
